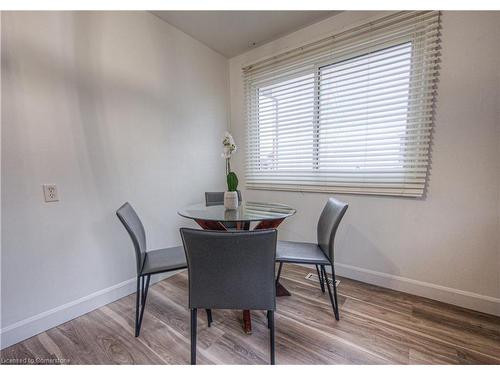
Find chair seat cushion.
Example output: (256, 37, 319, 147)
(276, 240, 330, 265)
(141, 246, 187, 275)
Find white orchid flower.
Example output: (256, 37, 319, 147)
(222, 132, 237, 174)
(221, 132, 237, 159)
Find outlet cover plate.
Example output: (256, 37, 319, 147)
(43, 184, 59, 202)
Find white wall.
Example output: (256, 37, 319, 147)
(1, 11, 228, 348)
(229, 11, 500, 315)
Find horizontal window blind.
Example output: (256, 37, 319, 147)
(243, 11, 440, 197)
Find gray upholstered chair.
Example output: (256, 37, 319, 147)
(180, 228, 277, 365)
(116, 202, 211, 337)
(276, 197, 348, 321)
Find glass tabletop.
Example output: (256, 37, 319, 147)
(178, 201, 296, 222)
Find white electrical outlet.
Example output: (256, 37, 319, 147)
(43, 184, 59, 202)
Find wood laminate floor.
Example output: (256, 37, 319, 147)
(2, 264, 500, 364)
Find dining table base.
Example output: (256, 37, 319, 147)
(276, 282, 291, 297)
(242, 310, 252, 335)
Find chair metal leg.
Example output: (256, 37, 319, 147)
(136, 274, 151, 336)
(143, 275, 151, 305)
(315, 264, 325, 293)
(134, 277, 141, 337)
(191, 308, 197, 365)
(268, 310, 275, 365)
(276, 262, 283, 285)
(322, 265, 339, 321)
(330, 263, 340, 321)
(267, 310, 271, 329)
(205, 309, 213, 327)
(140, 275, 145, 298)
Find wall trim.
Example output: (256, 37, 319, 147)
(334, 262, 500, 316)
(0, 271, 180, 350)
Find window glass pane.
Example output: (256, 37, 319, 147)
(257, 73, 315, 170)
(318, 42, 412, 172)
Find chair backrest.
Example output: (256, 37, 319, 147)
(180, 228, 277, 310)
(116, 202, 147, 275)
(205, 191, 242, 206)
(317, 198, 348, 262)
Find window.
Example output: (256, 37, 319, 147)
(244, 12, 440, 197)
(256, 73, 315, 172)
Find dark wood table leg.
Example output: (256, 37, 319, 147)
(276, 282, 291, 297)
(253, 218, 284, 230)
(242, 310, 252, 335)
(235, 221, 250, 230)
(240, 222, 252, 334)
(194, 219, 227, 231)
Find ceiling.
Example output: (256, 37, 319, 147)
(151, 11, 339, 58)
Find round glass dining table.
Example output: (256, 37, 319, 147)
(178, 201, 296, 230)
(178, 201, 296, 334)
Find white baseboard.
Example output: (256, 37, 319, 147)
(333, 262, 500, 317)
(0, 271, 181, 350)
